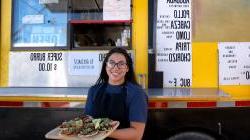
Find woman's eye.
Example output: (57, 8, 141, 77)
(118, 63, 125, 66)
(110, 62, 116, 66)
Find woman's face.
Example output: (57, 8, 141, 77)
(106, 53, 129, 85)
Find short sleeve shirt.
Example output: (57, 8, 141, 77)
(84, 82, 148, 123)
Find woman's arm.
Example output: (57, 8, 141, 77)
(109, 122, 146, 140)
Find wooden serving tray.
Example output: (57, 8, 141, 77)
(45, 121, 119, 140)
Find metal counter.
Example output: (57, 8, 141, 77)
(0, 87, 230, 102)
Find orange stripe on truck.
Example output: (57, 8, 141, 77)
(235, 101, 250, 107)
(187, 102, 216, 108)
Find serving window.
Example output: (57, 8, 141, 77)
(11, 0, 132, 50)
(12, 0, 68, 50)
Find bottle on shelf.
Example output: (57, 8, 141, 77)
(116, 38, 122, 47)
(121, 28, 131, 47)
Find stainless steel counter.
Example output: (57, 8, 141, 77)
(0, 87, 230, 101)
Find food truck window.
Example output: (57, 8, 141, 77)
(11, 0, 132, 51)
(11, 0, 68, 50)
(69, 0, 132, 50)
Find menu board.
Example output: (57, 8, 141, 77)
(156, 0, 192, 87)
(219, 42, 250, 85)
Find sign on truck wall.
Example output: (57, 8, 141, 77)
(219, 42, 250, 85)
(103, 0, 131, 20)
(9, 50, 134, 87)
(9, 52, 105, 87)
(156, 0, 192, 87)
(68, 52, 101, 76)
(9, 52, 68, 87)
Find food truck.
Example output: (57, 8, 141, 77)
(0, 0, 250, 139)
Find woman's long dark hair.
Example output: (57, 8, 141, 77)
(95, 48, 138, 85)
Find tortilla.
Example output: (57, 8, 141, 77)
(78, 130, 99, 137)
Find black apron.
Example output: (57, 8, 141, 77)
(92, 83, 130, 129)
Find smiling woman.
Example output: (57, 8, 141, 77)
(84, 47, 148, 140)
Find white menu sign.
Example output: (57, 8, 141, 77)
(39, 0, 59, 4)
(156, 0, 192, 87)
(22, 15, 44, 24)
(219, 42, 250, 85)
(103, 0, 131, 20)
(9, 52, 68, 87)
(68, 52, 101, 76)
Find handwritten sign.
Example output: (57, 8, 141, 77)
(103, 0, 131, 20)
(219, 42, 250, 85)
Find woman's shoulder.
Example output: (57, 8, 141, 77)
(87, 83, 106, 101)
(126, 82, 146, 96)
(126, 82, 142, 89)
(126, 82, 148, 111)
(89, 83, 105, 94)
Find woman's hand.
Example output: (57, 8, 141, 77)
(109, 122, 146, 140)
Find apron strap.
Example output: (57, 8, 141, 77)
(92, 83, 130, 129)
